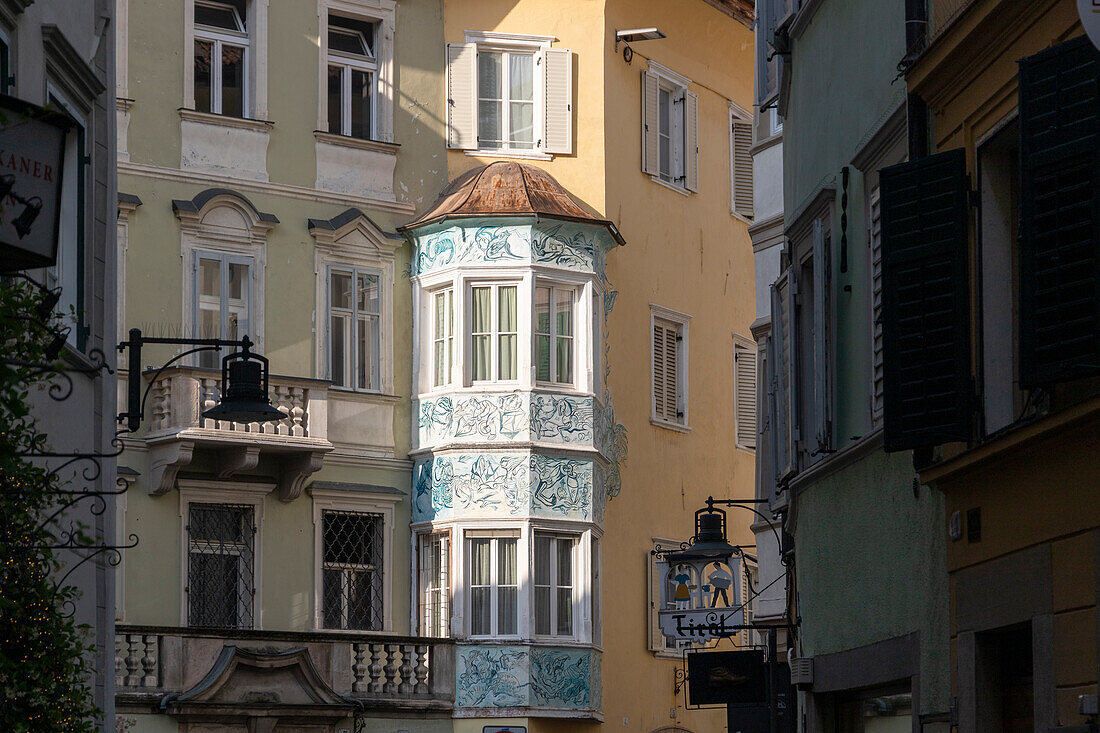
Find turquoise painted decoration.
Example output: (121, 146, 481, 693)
(454, 645, 597, 711)
(417, 393, 595, 450)
(531, 394, 593, 443)
(528, 647, 591, 709)
(531, 456, 591, 519)
(456, 646, 528, 708)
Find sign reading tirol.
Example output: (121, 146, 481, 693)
(656, 556, 745, 642)
(0, 94, 71, 272)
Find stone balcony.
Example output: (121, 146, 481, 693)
(128, 366, 334, 500)
(115, 625, 455, 723)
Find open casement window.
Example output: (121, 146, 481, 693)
(652, 314, 687, 426)
(194, 0, 248, 117)
(187, 503, 256, 629)
(734, 335, 758, 450)
(467, 531, 519, 637)
(328, 267, 381, 392)
(445, 41, 573, 155)
(879, 148, 972, 451)
(1018, 36, 1100, 389)
(642, 68, 698, 192)
(534, 533, 576, 638)
(195, 252, 252, 369)
(432, 288, 454, 388)
(326, 14, 377, 140)
(321, 510, 383, 631)
(869, 186, 884, 425)
(419, 532, 450, 637)
(469, 283, 518, 383)
(731, 113, 754, 218)
(535, 284, 575, 385)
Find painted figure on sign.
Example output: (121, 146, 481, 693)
(707, 563, 733, 608)
(672, 568, 694, 609)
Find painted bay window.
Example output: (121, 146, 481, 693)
(468, 531, 519, 637)
(194, 0, 248, 117)
(329, 267, 381, 391)
(326, 14, 376, 140)
(535, 284, 574, 385)
(196, 252, 251, 369)
(433, 288, 454, 388)
(186, 502, 256, 629)
(470, 283, 518, 382)
(534, 533, 575, 637)
(419, 532, 450, 637)
(321, 510, 383, 631)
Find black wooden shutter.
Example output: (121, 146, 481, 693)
(879, 148, 971, 451)
(1018, 36, 1100, 388)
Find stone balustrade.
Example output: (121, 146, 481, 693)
(114, 625, 455, 713)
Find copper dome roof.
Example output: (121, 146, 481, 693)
(400, 161, 624, 245)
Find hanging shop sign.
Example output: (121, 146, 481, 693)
(656, 555, 744, 642)
(688, 650, 767, 707)
(0, 94, 71, 272)
(1080, 0, 1100, 51)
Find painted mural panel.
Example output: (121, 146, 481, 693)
(456, 645, 530, 708)
(417, 393, 594, 450)
(528, 646, 592, 709)
(531, 455, 592, 520)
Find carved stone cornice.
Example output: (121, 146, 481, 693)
(42, 25, 106, 112)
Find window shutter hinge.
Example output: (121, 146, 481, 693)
(676, 334, 683, 342)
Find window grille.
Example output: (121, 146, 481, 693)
(322, 510, 384, 631)
(187, 503, 256, 629)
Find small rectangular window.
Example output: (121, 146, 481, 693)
(534, 533, 575, 637)
(329, 267, 381, 391)
(419, 532, 450, 637)
(194, 0, 249, 117)
(470, 283, 518, 383)
(433, 288, 454, 387)
(468, 533, 519, 637)
(326, 14, 377, 139)
(187, 503, 255, 629)
(535, 284, 575, 385)
(477, 50, 535, 151)
(321, 510, 383, 631)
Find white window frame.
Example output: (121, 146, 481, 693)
(730, 102, 754, 222)
(650, 304, 692, 431)
(646, 61, 694, 194)
(533, 531, 579, 639)
(318, 1, 395, 143)
(465, 529, 522, 639)
(463, 31, 554, 161)
(431, 287, 454, 388)
(194, 250, 253, 368)
(325, 13, 378, 139)
(534, 282, 577, 387)
(192, 0, 251, 117)
(311, 488, 397, 633)
(417, 530, 451, 637)
(178, 480, 270, 629)
(184, 0, 267, 120)
(467, 280, 521, 385)
(327, 265, 383, 392)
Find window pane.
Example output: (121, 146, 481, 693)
(221, 44, 245, 117)
(510, 102, 534, 148)
(478, 52, 502, 148)
(499, 286, 517, 380)
(472, 287, 491, 332)
(556, 587, 572, 635)
(357, 314, 379, 390)
(351, 69, 371, 140)
(470, 539, 490, 585)
(556, 338, 572, 384)
(555, 290, 573, 336)
(331, 271, 352, 309)
(535, 536, 551, 585)
(358, 272, 380, 314)
(331, 314, 347, 387)
(535, 586, 551, 635)
(478, 51, 502, 99)
(536, 335, 551, 382)
(535, 287, 551, 334)
(194, 40, 213, 113)
(434, 341, 446, 387)
(659, 89, 671, 136)
(434, 291, 447, 339)
(200, 307, 220, 341)
(498, 538, 517, 585)
(479, 101, 502, 149)
(556, 540, 572, 586)
(329, 15, 374, 57)
(472, 287, 491, 380)
(509, 54, 534, 101)
(327, 65, 343, 135)
(228, 262, 247, 301)
(200, 258, 220, 297)
(471, 587, 491, 635)
(498, 587, 517, 635)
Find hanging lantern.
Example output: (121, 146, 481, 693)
(200, 340, 285, 424)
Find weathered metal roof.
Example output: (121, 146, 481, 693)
(400, 161, 624, 245)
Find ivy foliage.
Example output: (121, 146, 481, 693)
(0, 278, 98, 732)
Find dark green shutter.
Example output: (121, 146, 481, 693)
(1019, 36, 1100, 388)
(879, 148, 971, 451)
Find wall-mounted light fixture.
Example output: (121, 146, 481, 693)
(614, 27, 666, 63)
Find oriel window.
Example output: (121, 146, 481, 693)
(534, 533, 575, 637)
(194, 0, 248, 117)
(327, 14, 376, 139)
(535, 284, 574, 385)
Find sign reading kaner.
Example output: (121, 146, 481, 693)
(0, 94, 70, 272)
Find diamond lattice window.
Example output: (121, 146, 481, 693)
(322, 510, 384, 630)
(187, 503, 256, 629)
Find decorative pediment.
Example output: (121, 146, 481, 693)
(308, 207, 402, 261)
(166, 645, 354, 719)
(173, 188, 279, 234)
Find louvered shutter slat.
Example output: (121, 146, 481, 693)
(542, 48, 573, 155)
(446, 43, 477, 150)
(869, 188, 884, 419)
(1019, 36, 1100, 387)
(734, 341, 758, 450)
(642, 71, 660, 176)
(665, 325, 679, 419)
(879, 147, 971, 451)
(685, 91, 699, 192)
(653, 324, 665, 420)
(811, 219, 830, 453)
(733, 120, 754, 218)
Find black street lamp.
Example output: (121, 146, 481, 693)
(117, 328, 284, 432)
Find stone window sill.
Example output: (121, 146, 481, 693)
(314, 130, 400, 155)
(179, 108, 273, 132)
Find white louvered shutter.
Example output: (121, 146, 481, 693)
(812, 219, 831, 453)
(684, 90, 699, 192)
(542, 48, 572, 155)
(446, 43, 477, 149)
(732, 119, 754, 218)
(869, 187, 884, 423)
(642, 70, 659, 176)
(648, 553, 665, 651)
(734, 339, 758, 450)
(653, 319, 680, 422)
